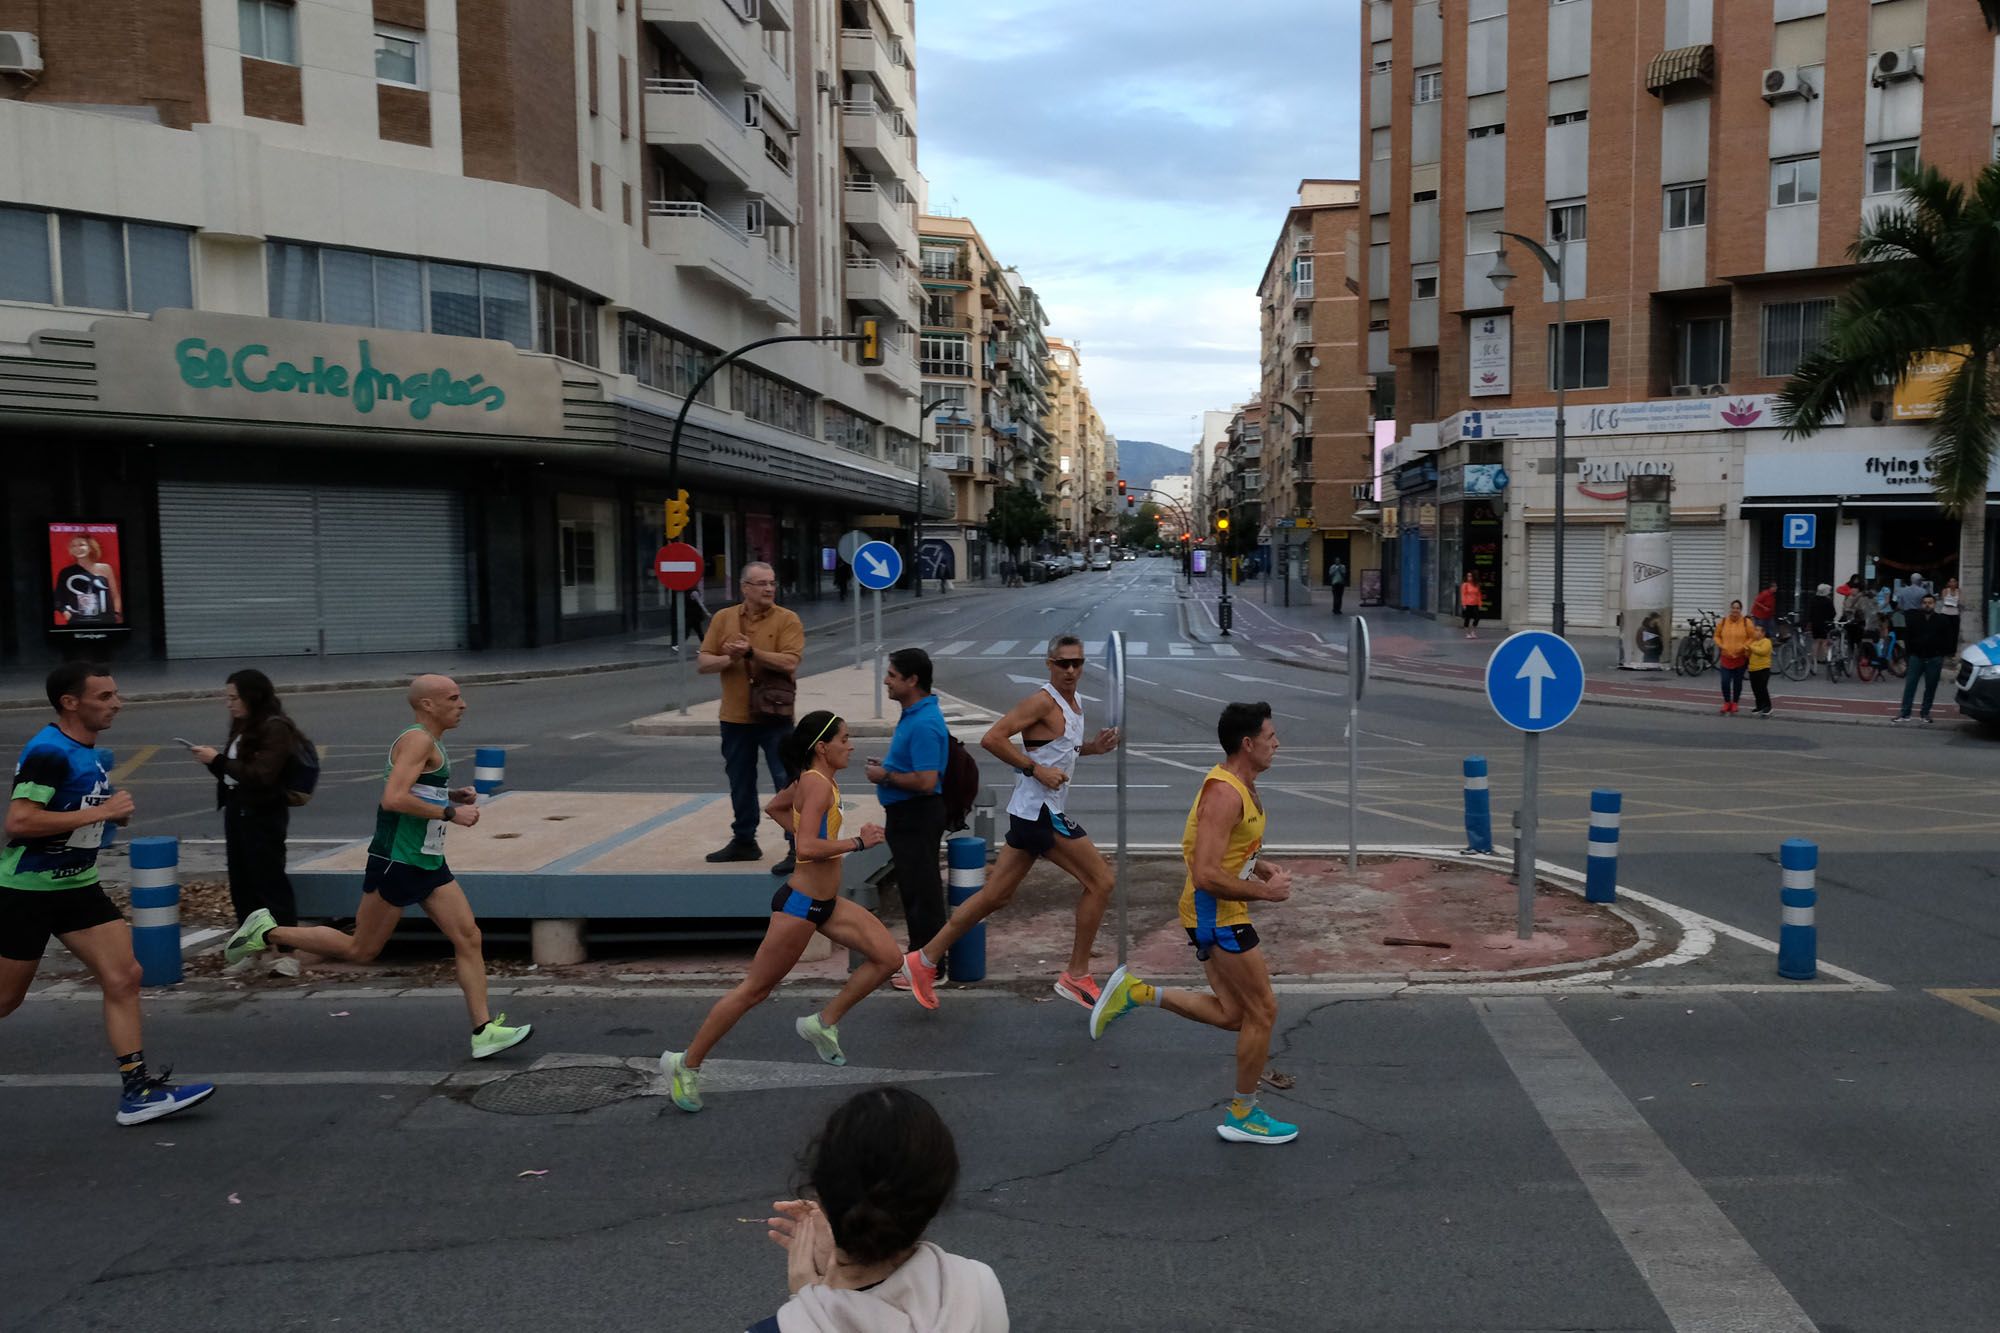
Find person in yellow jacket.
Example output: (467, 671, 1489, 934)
(1746, 622, 1775, 717)
(1713, 599, 1753, 714)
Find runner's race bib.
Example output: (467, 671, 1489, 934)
(414, 783, 450, 856)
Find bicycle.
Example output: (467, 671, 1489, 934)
(1825, 617, 1856, 684)
(1673, 610, 1719, 676)
(1854, 627, 1909, 683)
(1774, 612, 1814, 682)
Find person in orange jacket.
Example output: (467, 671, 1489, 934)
(1713, 599, 1753, 714)
(1459, 575, 1483, 639)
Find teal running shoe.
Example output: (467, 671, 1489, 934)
(1089, 964, 1147, 1041)
(222, 908, 276, 966)
(795, 1014, 846, 1067)
(1217, 1103, 1299, 1146)
(660, 1050, 702, 1112)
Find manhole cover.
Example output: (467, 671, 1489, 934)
(471, 1065, 645, 1115)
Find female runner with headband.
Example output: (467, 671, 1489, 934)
(662, 710, 900, 1112)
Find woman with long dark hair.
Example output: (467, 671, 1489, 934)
(661, 710, 900, 1112)
(188, 670, 305, 976)
(748, 1088, 1007, 1331)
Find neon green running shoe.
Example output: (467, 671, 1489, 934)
(795, 1014, 846, 1067)
(660, 1050, 702, 1112)
(222, 908, 276, 966)
(1089, 964, 1147, 1041)
(470, 1013, 533, 1060)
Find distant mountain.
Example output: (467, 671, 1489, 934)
(1111, 439, 1192, 493)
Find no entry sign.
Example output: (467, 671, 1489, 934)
(655, 542, 702, 592)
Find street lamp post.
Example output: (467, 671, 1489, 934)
(1488, 228, 1569, 640)
(913, 396, 958, 599)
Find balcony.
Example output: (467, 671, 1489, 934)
(839, 28, 911, 111)
(647, 200, 755, 296)
(1292, 372, 1314, 393)
(932, 451, 974, 474)
(643, 79, 754, 185)
(844, 257, 906, 314)
(751, 252, 799, 321)
(1292, 281, 1315, 304)
(750, 136, 799, 224)
(992, 340, 1017, 367)
(842, 177, 916, 254)
(865, 339, 920, 398)
(921, 311, 973, 331)
(921, 359, 973, 378)
(841, 99, 912, 181)
(642, 0, 761, 83)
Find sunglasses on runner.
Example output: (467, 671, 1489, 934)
(1050, 658, 1086, 669)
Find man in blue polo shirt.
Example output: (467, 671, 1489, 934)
(865, 648, 951, 979)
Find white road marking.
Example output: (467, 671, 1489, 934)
(1478, 997, 1819, 1333)
(1127, 641, 1149, 656)
(983, 640, 1017, 655)
(935, 641, 975, 655)
(1169, 643, 1195, 657)
(1213, 643, 1241, 657)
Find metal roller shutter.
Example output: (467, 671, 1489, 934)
(159, 481, 321, 658)
(315, 489, 469, 654)
(157, 481, 468, 659)
(1526, 524, 1608, 628)
(1669, 526, 1727, 625)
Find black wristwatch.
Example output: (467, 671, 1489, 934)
(1019, 763, 1037, 778)
(438, 804, 455, 824)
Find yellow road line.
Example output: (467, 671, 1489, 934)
(1927, 989, 2000, 1027)
(109, 745, 159, 783)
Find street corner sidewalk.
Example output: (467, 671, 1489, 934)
(628, 661, 999, 738)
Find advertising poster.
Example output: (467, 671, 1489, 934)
(1468, 314, 1511, 398)
(49, 522, 125, 633)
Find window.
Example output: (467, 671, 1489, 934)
(1468, 122, 1505, 139)
(621, 315, 717, 402)
(1547, 319, 1611, 390)
(1412, 189, 1438, 203)
(1867, 142, 1917, 196)
(919, 333, 971, 376)
(264, 242, 597, 356)
(824, 402, 877, 455)
(1760, 299, 1834, 377)
(1665, 183, 1707, 230)
(0, 207, 192, 313)
(923, 382, 970, 413)
(1548, 108, 1587, 126)
(1413, 264, 1440, 300)
(1548, 201, 1586, 242)
(1371, 127, 1392, 159)
(1771, 156, 1820, 207)
(1294, 257, 1314, 287)
(239, 0, 297, 64)
(1671, 317, 1730, 387)
(374, 25, 425, 88)
(1415, 68, 1443, 103)
(731, 362, 816, 435)
(1371, 40, 1392, 72)
(557, 495, 620, 617)
(920, 246, 963, 280)
(1466, 209, 1504, 254)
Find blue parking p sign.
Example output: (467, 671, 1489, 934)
(1782, 513, 1817, 550)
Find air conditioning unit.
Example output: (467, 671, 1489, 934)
(1762, 67, 1815, 103)
(1669, 384, 1699, 398)
(1700, 383, 1726, 396)
(0, 31, 41, 74)
(1871, 47, 1923, 86)
(814, 70, 834, 93)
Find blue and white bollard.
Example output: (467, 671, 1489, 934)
(473, 747, 506, 798)
(1778, 838, 1818, 980)
(945, 836, 988, 983)
(1585, 789, 1621, 904)
(1463, 756, 1493, 853)
(128, 836, 182, 987)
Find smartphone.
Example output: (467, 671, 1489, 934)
(172, 737, 197, 749)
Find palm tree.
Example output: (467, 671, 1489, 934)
(1776, 163, 1997, 642)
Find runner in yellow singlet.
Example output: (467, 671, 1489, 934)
(1088, 702, 1300, 1146)
(661, 710, 902, 1113)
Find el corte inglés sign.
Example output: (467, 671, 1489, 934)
(90, 310, 566, 437)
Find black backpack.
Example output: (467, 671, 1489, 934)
(941, 735, 981, 831)
(280, 723, 321, 807)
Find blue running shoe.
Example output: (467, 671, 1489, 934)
(117, 1074, 216, 1126)
(1216, 1103, 1298, 1146)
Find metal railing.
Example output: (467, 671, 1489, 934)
(648, 199, 749, 244)
(643, 77, 747, 130)
(839, 98, 910, 138)
(920, 359, 973, 377)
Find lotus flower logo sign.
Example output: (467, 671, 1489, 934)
(1480, 372, 1499, 384)
(1720, 401, 1763, 427)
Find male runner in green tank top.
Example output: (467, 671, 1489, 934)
(223, 675, 531, 1060)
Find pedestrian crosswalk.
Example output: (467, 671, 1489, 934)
(913, 639, 1242, 659)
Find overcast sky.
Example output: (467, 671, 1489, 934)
(915, 1, 1360, 453)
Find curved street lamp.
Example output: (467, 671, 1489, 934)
(1488, 228, 1570, 639)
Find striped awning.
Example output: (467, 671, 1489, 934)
(1646, 44, 1715, 96)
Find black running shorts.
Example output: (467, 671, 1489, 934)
(0, 884, 124, 961)
(362, 855, 454, 908)
(1004, 807, 1087, 859)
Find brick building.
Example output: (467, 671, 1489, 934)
(1362, 0, 1999, 637)
(0, 0, 933, 664)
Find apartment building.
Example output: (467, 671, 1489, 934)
(1258, 178, 1373, 596)
(1191, 408, 1234, 530)
(916, 214, 1065, 574)
(0, 0, 930, 665)
(1211, 403, 1268, 570)
(1045, 338, 1118, 547)
(1362, 0, 1999, 634)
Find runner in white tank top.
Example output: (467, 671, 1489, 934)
(899, 635, 1121, 1013)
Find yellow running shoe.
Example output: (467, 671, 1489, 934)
(660, 1050, 702, 1112)
(1089, 965, 1147, 1041)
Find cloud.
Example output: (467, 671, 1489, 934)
(916, 1, 1358, 448)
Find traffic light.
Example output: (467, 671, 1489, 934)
(1118, 478, 1128, 496)
(1126, 495, 1135, 510)
(857, 318, 883, 366)
(665, 489, 691, 539)
(1215, 509, 1231, 534)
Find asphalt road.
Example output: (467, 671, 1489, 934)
(6, 559, 2000, 1331)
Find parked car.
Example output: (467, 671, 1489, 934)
(1955, 633, 2000, 728)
